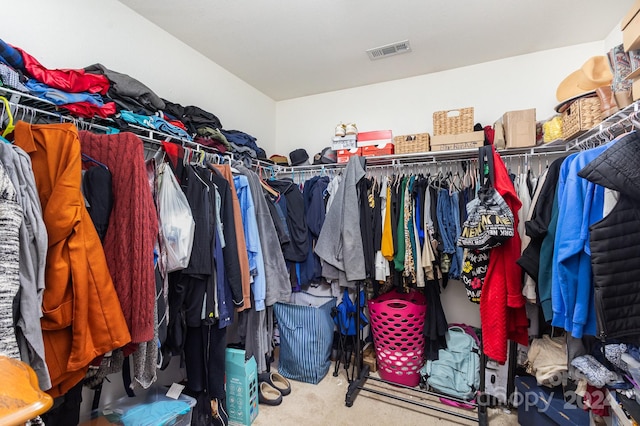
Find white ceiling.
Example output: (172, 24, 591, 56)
(119, 0, 633, 101)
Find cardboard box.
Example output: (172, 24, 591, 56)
(361, 143, 394, 157)
(357, 130, 393, 147)
(622, 0, 640, 52)
(362, 343, 377, 373)
(225, 348, 258, 426)
(634, 78, 640, 101)
(503, 108, 536, 148)
(336, 148, 361, 163)
(332, 135, 357, 150)
(430, 131, 484, 151)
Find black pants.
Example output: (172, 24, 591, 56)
(40, 380, 83, 426)
(184, 324, 227, 403)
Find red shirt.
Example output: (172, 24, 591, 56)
(15, 46, 110, 94)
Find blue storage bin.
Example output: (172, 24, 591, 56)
(515, 375, 589, 426)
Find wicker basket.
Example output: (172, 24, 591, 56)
(433, 107, 474, 136)
(393, 133, 430, 154)
(562, 97, 602, 140)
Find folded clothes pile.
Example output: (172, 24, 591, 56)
(0, 37, 270, 158)
(0, 38, 116, 118)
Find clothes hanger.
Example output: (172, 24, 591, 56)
(0, 96, 15, 138)
(82, 153, 109, 170)
(192, 164, 210, 189)
(255, 163, 279, 197)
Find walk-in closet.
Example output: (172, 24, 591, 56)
(1, 1, 640, 426)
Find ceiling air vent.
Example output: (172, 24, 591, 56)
(366, 40, 411, 60)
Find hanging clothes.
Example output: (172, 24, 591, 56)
(234, 164, 291, 306)
(374, 177, 391, 296)
(13, 121, 131, 398)
(316, 155, 367, 288)
(0, 160, 21, 360)
(176, 165, 220, 328)
(358, 177, 375, 280)
(519, 166, 548, 304)
(381, 178, 394, 261)
(423, 279, 449, 360)
(79, 131, 158, 345)
(268, 178, 308, 263)
(234, 174, 266, 311)
(300, 175, 329, 285)
(234, 164, 286, 375)
(436, 188, 462, 280)
(0, 142, 50, 390)
(552, 140, 615, 339)
(480, 145, 527, 364)
(210, 164, 249, 310)
(393, 177, 408, 273)
(81, 164, 113, 242)
(515, 173, 531, 254)
(579, 131, 640, 341)
(518, 155, 567, 319)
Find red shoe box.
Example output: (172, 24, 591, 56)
(357, 130, 393, 147)
(337, 148, 361, 163)
(361, 143, 394, 157)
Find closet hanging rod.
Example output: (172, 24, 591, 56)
(0, 86, 279, 168)
(566, 100, 640, 151)
(275, 145, 570, 176)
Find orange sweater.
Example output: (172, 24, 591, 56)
(14, 122, 131, 397)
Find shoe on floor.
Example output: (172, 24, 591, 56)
(335, 123, 346, 137)
(345, 123, 358, 135)
(258, 382, 283, 406)
(259, 371, 292, 396)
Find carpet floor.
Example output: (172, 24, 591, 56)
(253, 362, 518, 426)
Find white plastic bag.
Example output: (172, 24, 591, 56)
(157, 162, 195, 272)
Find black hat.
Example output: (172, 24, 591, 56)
(289, 148, 309, 166)
(313, 147, 337, 165)
(321, 147, 337, 164)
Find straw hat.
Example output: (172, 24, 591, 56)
(555, 56, 613, 107)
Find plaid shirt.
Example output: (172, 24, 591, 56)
(0, 63, 28, 92)
(0, 39, 24, 70)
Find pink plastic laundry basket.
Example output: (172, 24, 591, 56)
(368, 289, 427, 387)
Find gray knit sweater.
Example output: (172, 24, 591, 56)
(0, 161, 22, 359)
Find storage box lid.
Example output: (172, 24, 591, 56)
(89, 387, 196, 426)
(622, 0, 640, 30)
(430, 131, 484, 145)
(357, 130, 392, 142)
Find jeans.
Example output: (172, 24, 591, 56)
(437, 189, 462, 279)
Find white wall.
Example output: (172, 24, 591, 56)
(1, 0, 276, 150)
(605, 22, 624, 51)
(275, 41, 605, 159)
(0, 0, 619, 416)
(276, 40, 607, 327)
(1, 0, 275, 421)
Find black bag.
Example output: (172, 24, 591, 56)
(461, 249, 489, 303)
(458, 145, 514, 250)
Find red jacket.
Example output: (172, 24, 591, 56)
(15, 46, 110, 94)
(480, 146, 528, 363)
